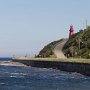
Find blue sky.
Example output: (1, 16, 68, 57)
(0, 0, 90, 57)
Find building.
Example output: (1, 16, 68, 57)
(69, 25, 74, 38)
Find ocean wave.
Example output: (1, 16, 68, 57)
(0, 61, 26, 67)
(0, 83, 5, 85)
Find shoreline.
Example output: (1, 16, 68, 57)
(12, 58, 90, 76)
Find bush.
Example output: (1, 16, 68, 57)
(63, 27, 90, 59)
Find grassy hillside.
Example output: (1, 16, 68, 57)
(37, 26, 90, 59)
(63, 26, 90, 59)
(37, 39, 66, 58)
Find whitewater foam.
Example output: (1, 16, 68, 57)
(0, 61, 26, 67)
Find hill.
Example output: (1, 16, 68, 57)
(37, 39, 66, 58)
(37, 26, 90, 59)
(63, 26, 90, 59)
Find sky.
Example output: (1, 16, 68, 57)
(0, 0, 90, 57)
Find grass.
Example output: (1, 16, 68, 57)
(13, 57, 90, 64)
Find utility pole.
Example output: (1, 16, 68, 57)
(78, 38, 81, 58)
(78, 38, 81, 50)
(86, 20, 88, 29)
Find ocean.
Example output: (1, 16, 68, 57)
(0, 58, 90, 90)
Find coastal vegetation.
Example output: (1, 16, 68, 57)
(37, 26, 90, 59)
(37, 39, 66, 58)
(14, 58, 90, 64)
(63, 26, 90, 59)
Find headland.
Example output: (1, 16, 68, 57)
(12, 26, 90, 76)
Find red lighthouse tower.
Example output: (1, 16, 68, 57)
(69, 25, 74, 38)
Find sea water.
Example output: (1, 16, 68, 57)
(0, 58, 90, 90)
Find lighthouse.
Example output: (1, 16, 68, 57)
(69, 25, 74, 38)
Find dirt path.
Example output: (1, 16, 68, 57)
(53, 40, 67, 59)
